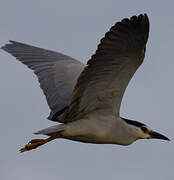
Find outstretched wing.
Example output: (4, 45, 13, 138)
(1, 41, 84, 122)
(64, 14, 149, 122)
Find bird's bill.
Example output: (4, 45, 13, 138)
(149, 131, 170, 141)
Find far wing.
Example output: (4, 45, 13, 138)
(64, 14, 149, 122)
(1, 41, 84, 122)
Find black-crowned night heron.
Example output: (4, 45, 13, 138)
(1, 14, 169, 153)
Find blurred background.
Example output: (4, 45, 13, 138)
(0, 0, 174, 179)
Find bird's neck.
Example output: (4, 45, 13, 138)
(111, 117, 140, 145)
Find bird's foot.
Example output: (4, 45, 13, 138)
(20, 139, 47, 153)
(20, 135, 60, 153)
(29, 139, 46, 144)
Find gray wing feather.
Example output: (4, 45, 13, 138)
(1, 41, 84, 122)
(63, 14, 149, 122)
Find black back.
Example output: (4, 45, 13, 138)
(121, 117, 145, 127)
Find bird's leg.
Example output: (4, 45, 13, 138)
(20, 135, 60, 153)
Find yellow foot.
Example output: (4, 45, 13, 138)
(20, 139, 46, 153)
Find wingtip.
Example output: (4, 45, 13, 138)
(9, 40, 23, 44)
(128, 13, 150, 41)
(135, 13, 150, 39)
(144, 13, 148, 17)
(142, 13, 150, 33)
(1, 40, 14, 50)
(1, 43, 7, 51)
(143, 13, 149, 23)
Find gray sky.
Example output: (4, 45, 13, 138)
(0, 0, 174, 180)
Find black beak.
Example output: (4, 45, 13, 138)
(149, 131, 170, 141)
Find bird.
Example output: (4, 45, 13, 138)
(1, 14, 169, 153)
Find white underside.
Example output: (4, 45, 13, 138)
(35, 111, 140, 145)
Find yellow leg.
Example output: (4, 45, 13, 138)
(20, 136, 60, 153)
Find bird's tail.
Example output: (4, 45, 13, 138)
(34, 124, 65, 136)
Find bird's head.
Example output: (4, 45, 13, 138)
(139, 125, 169, 141)
(122, 118, 170, 141)
(138, 125, 170, 141)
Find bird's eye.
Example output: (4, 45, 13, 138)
(141, 126, 148, 133)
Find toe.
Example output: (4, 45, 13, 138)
(29, 139, 44, 144)
(20, 141, 46, 153)
(20, 147, 27, 153)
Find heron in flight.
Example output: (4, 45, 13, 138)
(1, 14, 169, 153)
